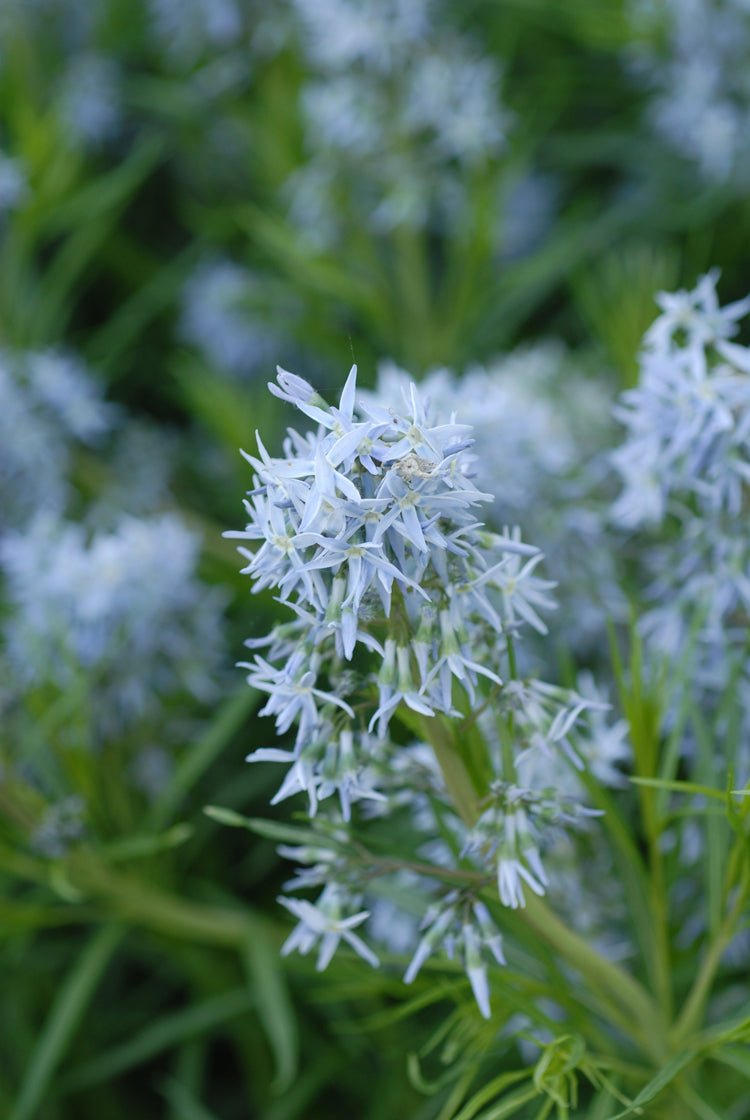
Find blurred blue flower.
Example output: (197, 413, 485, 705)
(0, 348, 112, 530)
(1, 513, 227, 731)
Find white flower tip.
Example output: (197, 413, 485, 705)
(468, 968, 492, 1020)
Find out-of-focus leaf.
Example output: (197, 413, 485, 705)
(148, 687, 260, 831)
(203, 807, 330, 850)
(242, 932, 298, 1092)
(9, 923, 125, 1120)
(604, 1051, 696, 1119)
(60, 988, 253, 1093)
(160, 1078, 222, 1120)
(99, 823, 193, 862)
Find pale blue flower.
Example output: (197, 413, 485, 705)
(365, 350, 622, 665)
(611, 272, 750, 528)
(0, 151, 29, 213)
(280, 0, 512, 242)
(279, 884, 379, 971)
(229, 363, 573, 791)
(289, 0, 431, 74)
(241, 649, 355, 751)
(462, 783, 600, 910)
(229, 359, 611, 1000)
(627, 0, 750, 183)
(646, 269, 750, 353)
(180, 260, 294, 378)
(147, 0, 242, 63)
(0, 348, 112, 530)
(30, 796, 86, 859)
(58, 53, 122, 147)
(402, 48, 511, 165)
(247, 720, 386, 821)
(1, 513, 226, 730)
(403, 891, 505, 1019)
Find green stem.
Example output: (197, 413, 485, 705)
(417, 710, 666, 1060)
(147, 686, 258, 831)
(10, 924, 124, 1120)
(520, 894, 668, 1061)
(419, 714, 484, 828)
(68, 854, 277, 948)
(506, 632, 518, 681)
(501, 635, 519, 783)
(647, 828, 673, 1021)
(671, 873, 749, 1048)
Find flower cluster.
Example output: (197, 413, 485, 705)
(462, 783, 601, 911)
(404, 894, 506, 1019)
(611, 271, 750, 529)
(179, 258, 300, 380)
(1, 512, 227, 734)
(367, 349, 623, 663)
(228, 366, 542, 803)
(610, 272, 750, 756)
(146, 0, 243, 65)
(274, 0, 512, 244)
(627, 0, 750, 184)
(0, 348, 112, 530)
(229, 366, 618, 1018)
(57, 52, 122, 148)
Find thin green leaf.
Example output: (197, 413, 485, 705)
(204, 808, 334, 850)
(0, 901, 98, 937)
(99, 823, 193, 862)
(242, 934, 298, 1092)
(695, 1008, 750, 1049)
(451, 1070, 534, 1120)
(10, 923, 125, 1120)
(474, 1084, 541, 1120)
(604, 1051, 696, 1119)
(87, 243, 202, 372)
(712, 1046, 750, 1081)
(45, 134, 163, 234)
(234, 204, 388, 327)
(407, 1052, 464, 1095)
(147, 687, 259, 831)
(628, 778, 727, 802)
(160, 1078, 222, 1120)
(676, 1083, 726, 1120)
(60, 988, 253, 1093)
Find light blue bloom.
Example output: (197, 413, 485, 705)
(279, 0, 512, 242)
(289, 0, 431, 75)
(229, 359, 612, 998)
(279, 884, 379, 971)
(180, 259, 295, 378)
(0, 348, 112, 530)
(0, 151, 29, 214)
(1, 513, 227, 731)
(365, 350, 623, 665)
(241, 648, 355, 751)
(30, 796, 86, 859)
(147, 0, 242, 63)
(58, 53, 122, 147)
(403, 891, 505, 1019)
(627, 0, 750, 183)
(612, 272, 750, 528)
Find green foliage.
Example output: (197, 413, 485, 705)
(1, 1, 750, 1118)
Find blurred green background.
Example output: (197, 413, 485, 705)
(1, 0, 748, 1117)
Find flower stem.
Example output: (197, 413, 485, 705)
(417, 706, 667, 1061)
(671, 870, 749, 1048)
(520, 893, 668, 1061)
